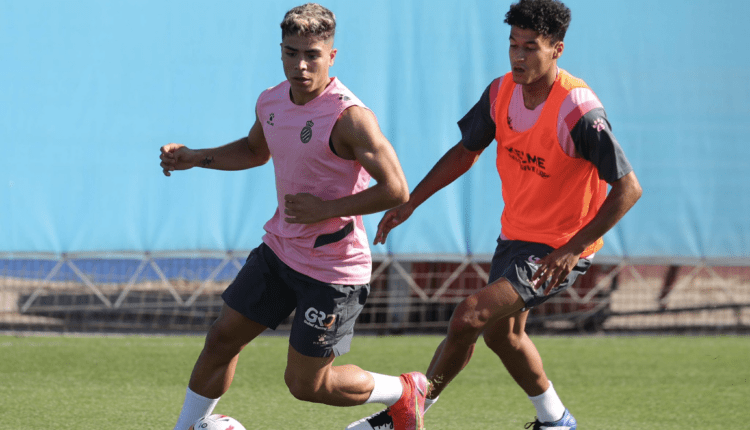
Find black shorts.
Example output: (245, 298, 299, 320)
(488, 238, 592, 309)
(221, 243, 370, 357)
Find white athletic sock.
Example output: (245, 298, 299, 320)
(528, 381, 566, 423)
(424, 396, 439, 412)
(173, 387, 220, 430)
(364, 372, 404, 407)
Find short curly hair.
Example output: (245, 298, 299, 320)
(504, 0, 571, 43)
(280, 3, 336, 41)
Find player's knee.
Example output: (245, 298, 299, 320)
(448, 297, 488, 340)
(483, 327, 524, 352)
(284, 372, 319, 403)
(203, 322, 243, 358)
(284, 376, 307, 401)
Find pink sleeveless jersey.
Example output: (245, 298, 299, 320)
(257, 78, 372, 284)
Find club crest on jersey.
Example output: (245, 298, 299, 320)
(300, 120, 314, 143)
(267, 113, 275, 126)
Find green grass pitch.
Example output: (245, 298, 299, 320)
(1, 334, 748, 429)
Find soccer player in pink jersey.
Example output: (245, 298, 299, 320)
(160, 4, 427, 430)
(348, 1, 642, 429)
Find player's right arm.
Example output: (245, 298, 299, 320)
(375, 80, 497, 245)
(159, 114, 270, 176)
(374, 142, 482, 244)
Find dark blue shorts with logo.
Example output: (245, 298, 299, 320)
(221, 242, 370, 358)
(488, 238, 592, 309)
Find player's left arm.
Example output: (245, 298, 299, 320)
(532, 109, 643, 293)
(283, 106, 409, 224)
(533, 172, 642, 289)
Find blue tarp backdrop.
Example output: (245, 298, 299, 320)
(1, 0, 749, 259)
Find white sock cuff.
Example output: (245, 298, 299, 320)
(528, 381, 555, 401)
(173, 388, 221, 430)
(364, 372, 404, 407)
(528, 381, 565, 423)
(424, 395, 439, 412)
(187, 387, 220, 403)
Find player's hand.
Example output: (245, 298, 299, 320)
(374, 202, 415, 245)
(160, 143, 199, 176)
(284, 193, 329, 224)
(530, 246, 580, 295)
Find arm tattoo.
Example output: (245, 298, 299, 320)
(200, 156, 214, 167)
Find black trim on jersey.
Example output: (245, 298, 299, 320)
(458, 81, 634, 183)
(569, 108, 633, 183)
(458, 83, 496, 152)
(329, 136, 339, 156)
(314, 221, 354, 248)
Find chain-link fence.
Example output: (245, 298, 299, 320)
(2, 252, 749, 334)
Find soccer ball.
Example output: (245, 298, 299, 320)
(188, 414, 247, 430)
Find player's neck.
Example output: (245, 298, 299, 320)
(289, 77, 333, 105)
(521, 66, 558, 110)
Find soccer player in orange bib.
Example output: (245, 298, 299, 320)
(348, 0, 642, 429)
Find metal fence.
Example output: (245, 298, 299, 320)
(2, 252, 749, 334)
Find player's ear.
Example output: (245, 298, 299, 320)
(552, 41, 564, 59)
(329, 47, 337, 66)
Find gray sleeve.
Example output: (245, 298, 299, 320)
(571, 108, 633, 183)
(458, 83, 496, 151)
